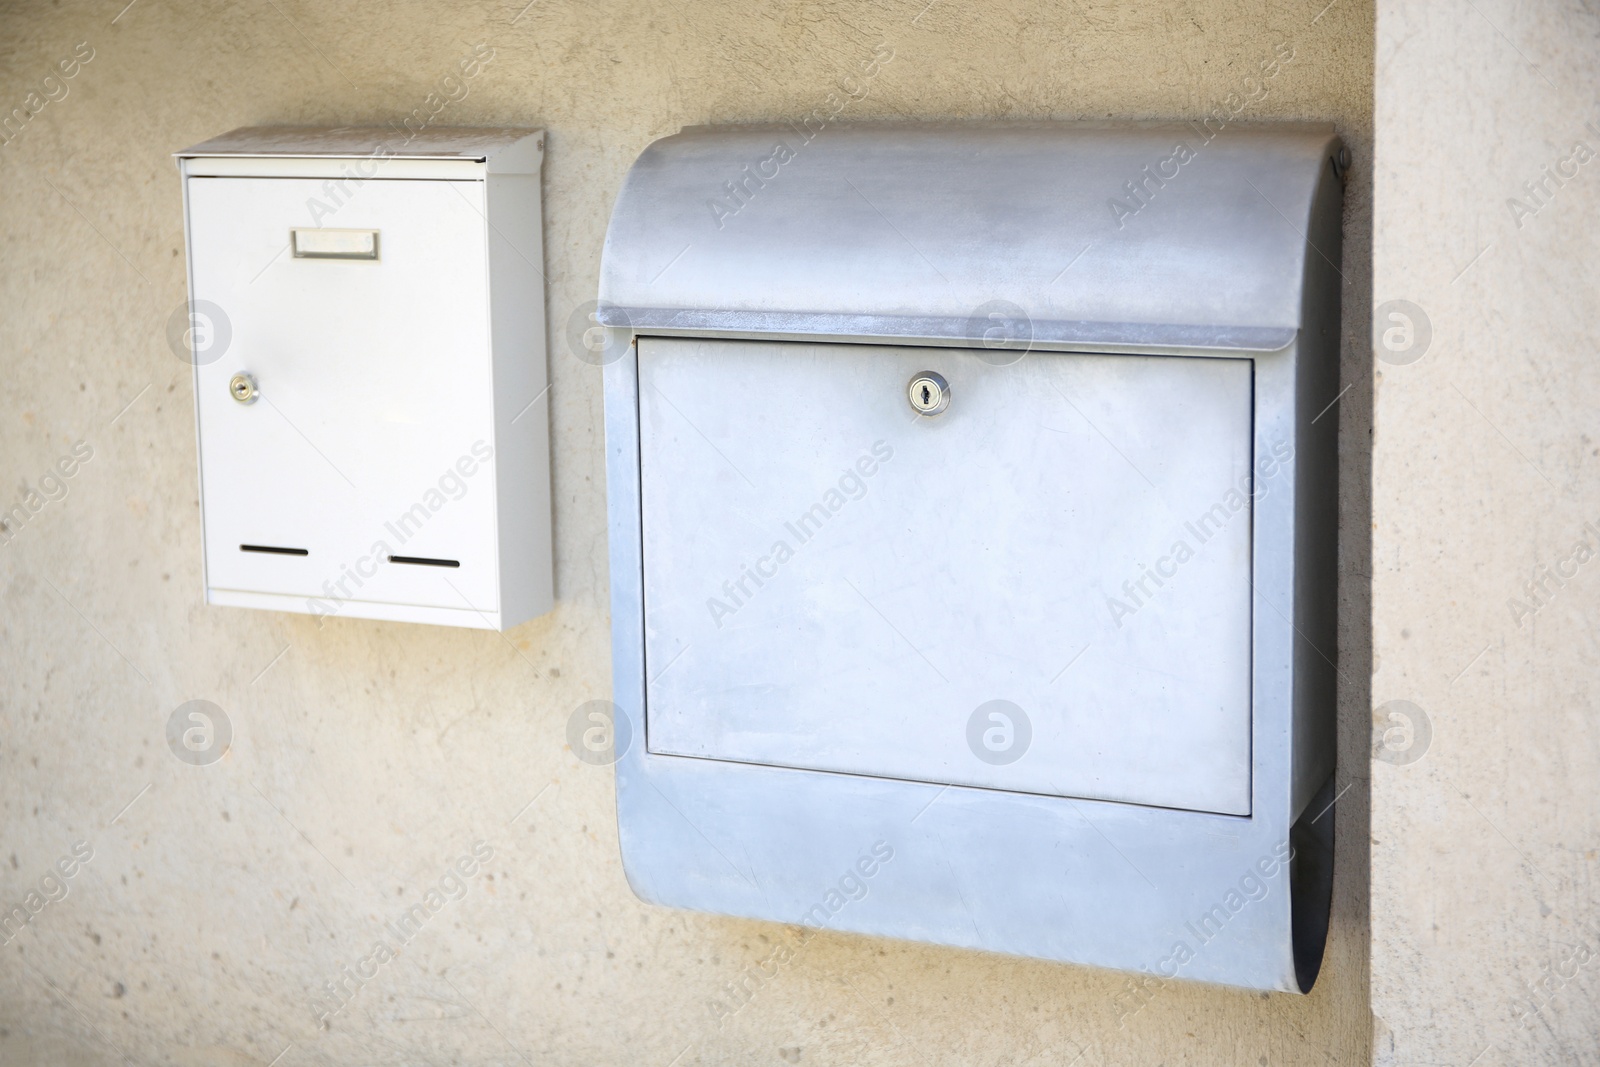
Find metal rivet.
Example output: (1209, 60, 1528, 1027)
(908, 371, 950, 416)
(229, 373, 257, 404)
(1332, 146, 1353, 183)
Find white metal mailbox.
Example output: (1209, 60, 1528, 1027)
(600, 122, 1343, 992)
(176, 127, 552, 630)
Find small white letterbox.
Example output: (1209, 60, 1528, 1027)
(176, 127, 552, 630)
(600, 123, 1344, 991)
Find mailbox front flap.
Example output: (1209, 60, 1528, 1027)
(636, 336, 1255, 816)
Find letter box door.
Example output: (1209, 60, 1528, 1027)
(637, 337, 1255, 815)
(187, 176, 500, 611)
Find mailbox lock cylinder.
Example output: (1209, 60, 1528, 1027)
(229, 373, 258, 405)
(908, 371, 950, 416)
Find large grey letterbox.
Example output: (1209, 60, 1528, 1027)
(598, 122, 1343, 992)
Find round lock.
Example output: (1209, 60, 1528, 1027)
(229, 373, 257, 404)
(908, 371, 950, 416)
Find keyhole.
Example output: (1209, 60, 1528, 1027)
(907, 371, 949, 416)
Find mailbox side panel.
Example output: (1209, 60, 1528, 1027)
(485, 169, 554, 627)
(1284, 148, 1345, 994)
(1290, 155, 1345, 820)
(605, 345, 659, 908)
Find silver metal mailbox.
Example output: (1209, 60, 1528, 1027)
(598, 122, 1343, 992)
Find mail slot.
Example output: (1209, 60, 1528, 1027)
(175, 127, 553, 630)
(600, 122, 1343, 991)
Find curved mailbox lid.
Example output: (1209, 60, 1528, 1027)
(598, 121, 1342, 352)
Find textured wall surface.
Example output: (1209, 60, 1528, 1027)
(0, 2, 1372, 1064)
(1371, 3, 1600, 1065)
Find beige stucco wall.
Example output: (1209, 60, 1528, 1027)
(0, 2, 1373, 1064)
(1371, 3, 1600, 1065)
